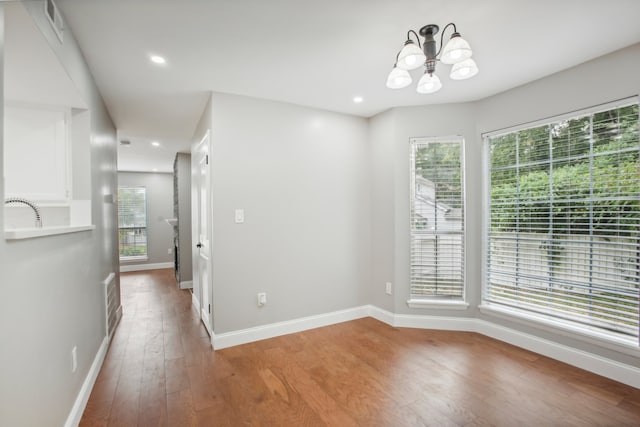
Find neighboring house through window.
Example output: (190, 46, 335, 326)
(409, 137, 465, 306)
(118, 186, 148, 261)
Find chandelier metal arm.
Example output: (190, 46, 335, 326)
(436, 22, 458, 57)
(406, 29, 422, 48)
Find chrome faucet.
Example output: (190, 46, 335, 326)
(4, 197, 42, 228)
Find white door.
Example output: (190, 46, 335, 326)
(195, 132, 213, 336)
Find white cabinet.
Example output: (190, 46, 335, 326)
(4, 104, 69, 203)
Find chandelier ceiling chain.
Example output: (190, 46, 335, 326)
(386, 22, 479, 94)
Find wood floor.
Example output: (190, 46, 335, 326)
(80, 269, 640, 426)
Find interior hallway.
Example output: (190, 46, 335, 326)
(80, 269, 640, 426)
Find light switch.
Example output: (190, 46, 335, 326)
(235, 209, 244, 223)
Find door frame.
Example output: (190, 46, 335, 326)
(192, 130, 213, 337)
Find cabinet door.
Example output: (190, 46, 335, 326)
(4, 104, 69, 202)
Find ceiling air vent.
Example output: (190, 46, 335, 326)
(120, 140, 131, 146)
(45, 0, 64, 43)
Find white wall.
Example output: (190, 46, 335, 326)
(0, 2, 119, 426)
(118, 171, 174, 267)
(208, 93, 370, 334)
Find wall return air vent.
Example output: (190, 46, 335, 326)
(45, 0, 64, 43)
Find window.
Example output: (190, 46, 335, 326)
(118, 187, 148, 260)
(485, 100, 639, 343)
(410, 137, 465, 302)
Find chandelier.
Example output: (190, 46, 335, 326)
(386, 23, 478, 94)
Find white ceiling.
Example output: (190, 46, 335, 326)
(53, 0, 640, 173)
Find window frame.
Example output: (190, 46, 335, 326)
(117, 186, 149, 262)
(481, 97, 640, 349)
(408, 136, 468, 310)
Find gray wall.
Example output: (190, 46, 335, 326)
(174, 153, 192, 284)
(118, 171, 174, 267)
(208, 93, 370, 334)
(369, 102, 481, 318)
(0, 2, 119, 426)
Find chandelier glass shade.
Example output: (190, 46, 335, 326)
(386, 67, 412, 89)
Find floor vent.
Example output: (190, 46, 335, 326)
(103, 273, 117, 339)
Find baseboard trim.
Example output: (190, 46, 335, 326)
(367, 305, 395, 325)
(367, 305, 640, 390)
(119, 262, 173, 272)
(112, 305, 123, 339)
(191, 292, 200, 313)
(474, 320, 640, 389)
(64, 336, 109, 427)
(179, 280, 193, 290)
(213, 306, 370, 350)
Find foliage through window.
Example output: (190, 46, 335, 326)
(118, 187, 148, 260)
(410, 137, 465, 299)
(485, 101, 639, 342)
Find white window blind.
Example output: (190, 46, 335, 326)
(410, 137, 465, 299)
(485, 101, 639, 341)
(117, 187, 148, 260)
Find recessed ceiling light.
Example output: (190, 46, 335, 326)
(151, 141, 160, 147)
(150, 55, 166, 65)
(353, 96, 363, 103)
(152, 168, 158, 172)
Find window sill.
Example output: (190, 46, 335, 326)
(4, 225, 95, 240)
(407, 299, 470, 310)
(479, 303, 640, 357)
(119, 256, 149, 262)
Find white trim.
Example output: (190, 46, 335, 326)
(474, 319, 640, 389)
(63, 336, 109, 427)
(201, 309, 213, 337)
(212, 306, 370, 350)
(394, 313, 476, 330)
(101, 272, 115, 287)
(407, 299, 469, 310)
(119, 262, 173, 272)
(479, 304, 640, 358)
(191, 292, 200, 312)
(5, 225, 95, 240)
(368, 305, 396, 325)
(369, 305, 475, 329)
(179, 280, 193, 290)
(114, 305, 123, 335)
(119, 255, 148, 262)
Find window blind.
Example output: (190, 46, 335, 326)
(410, 137, 465, 299)
(485, 101, 639, 340)
(117, 187, 148, 259)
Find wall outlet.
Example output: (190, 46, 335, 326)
(385, 282, 392, 295)
(168, 247, 172, 254)
(71, 346, 78, 373)
(257, 292, 267, 307)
